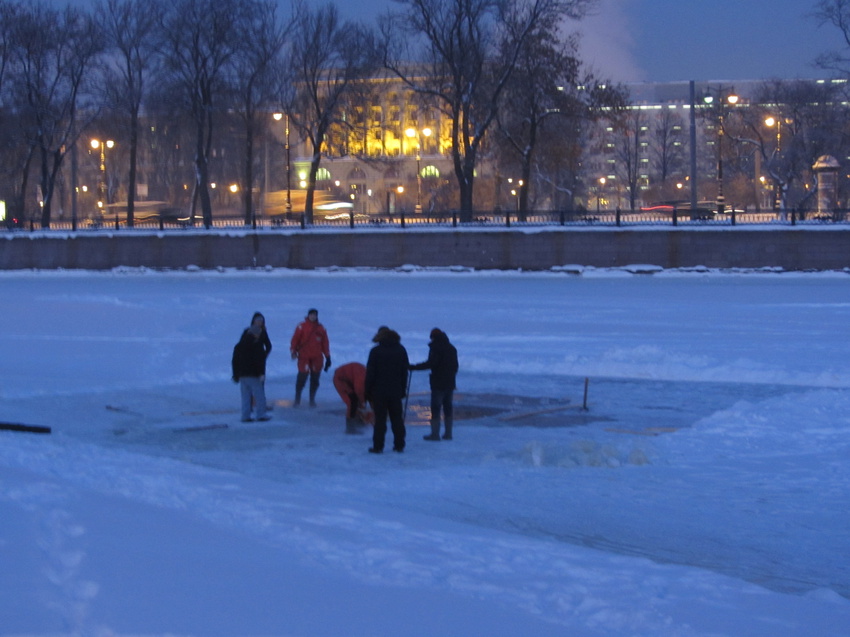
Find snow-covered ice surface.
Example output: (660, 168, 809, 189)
(1, 267, 849, 636)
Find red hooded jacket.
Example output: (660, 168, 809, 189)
(290, 318, 330, 363)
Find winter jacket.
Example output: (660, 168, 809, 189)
(256, 330, 272, 365)
(232, 329, 269, 380)
(290, 319, 330, 362)
(251, 312, 273, 362)
(411, 330, 458, 391)
(333, 362, 367, 413)
(365, 330, 410, 401)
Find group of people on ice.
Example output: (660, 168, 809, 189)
(231, 308, 459, 454)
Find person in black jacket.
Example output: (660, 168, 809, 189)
(411, 328, 459, 440)
(232, 325, 271, 422)
(251, 311, 273, 361)
(250, 311, 272, 411)
(365, 326, 409, 453)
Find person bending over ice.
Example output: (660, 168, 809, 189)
(332, 362, 374, 434)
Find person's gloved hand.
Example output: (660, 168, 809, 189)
(324, 357, 332, 372)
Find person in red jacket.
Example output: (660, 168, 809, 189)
(332, 362, 374, 433)
(289, 308, 331, 406)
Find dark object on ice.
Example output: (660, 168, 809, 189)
(174, 423, 229, 433)
(0, 422, 51, 434)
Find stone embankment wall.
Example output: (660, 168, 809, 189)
(1, 227, 849, 271)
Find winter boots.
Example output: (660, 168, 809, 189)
(295, 371, 320, 407)
(345, 417, 363, 434)
(423, 416, 452, 441)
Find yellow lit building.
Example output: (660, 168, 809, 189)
(279, 72, 457, 216)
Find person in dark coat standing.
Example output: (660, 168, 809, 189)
(411, 328, 459, 440)
(232, 325, 272, 422)
(365, 327, 409, 453)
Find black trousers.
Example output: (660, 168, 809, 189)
(347, 392, 359, 418)
(372, 396, 405, 451)
(295, 371, 321, 401)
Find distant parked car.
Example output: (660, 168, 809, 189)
(640, 201, 740, 221)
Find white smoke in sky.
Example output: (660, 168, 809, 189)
(568, 0, 645, 82)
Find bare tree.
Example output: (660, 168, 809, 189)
(0, 0, 23, 227)
(611, 108, 645, 211)
(286, 2, 376, 225)
(731, 79, 849, 216)
(382, 0, 594, 219)
(229, 0, 289, 225)
(496, 24, 624, 218)
(650, 107, 686, 189)
(496, 27, 579, 218)
(97, 0, 164, 227)
(159, 0, 243, 228)
(143, 91, 196, 207)
(0, 0, 16, 97)
(814, 0, 850, 76)
(8, 3, 102, 228)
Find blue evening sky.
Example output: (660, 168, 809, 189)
(333, 0, 848, 82)
(55, 0, 850, 83)
(583, 0, 848, 82)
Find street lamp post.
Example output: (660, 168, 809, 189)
(597, 176, 606, 213)
(90, 139, 115, 217)
(264, 116, 273, 218)
(689, 80, 698, 214)
(507, 181, 523, 210)
(502, 179, 523, 227)
(285, 114, 292, 218)
(274, 112, 292, 219)
(405, 126, 432, 214)
(704, 88, 738, 215)
(764, 115, 783, 211)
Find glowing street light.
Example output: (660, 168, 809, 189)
(764, 115, 788, 211)
(274, 112, 292, 217)
(90, 138, 115, 210)
(597, 176, 606, 213)
(703, 88, 738, 215)
(405, 126, 432, 213)
(516, 179, 523, 212)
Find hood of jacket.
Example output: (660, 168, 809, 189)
(375, 328, 401, 345)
